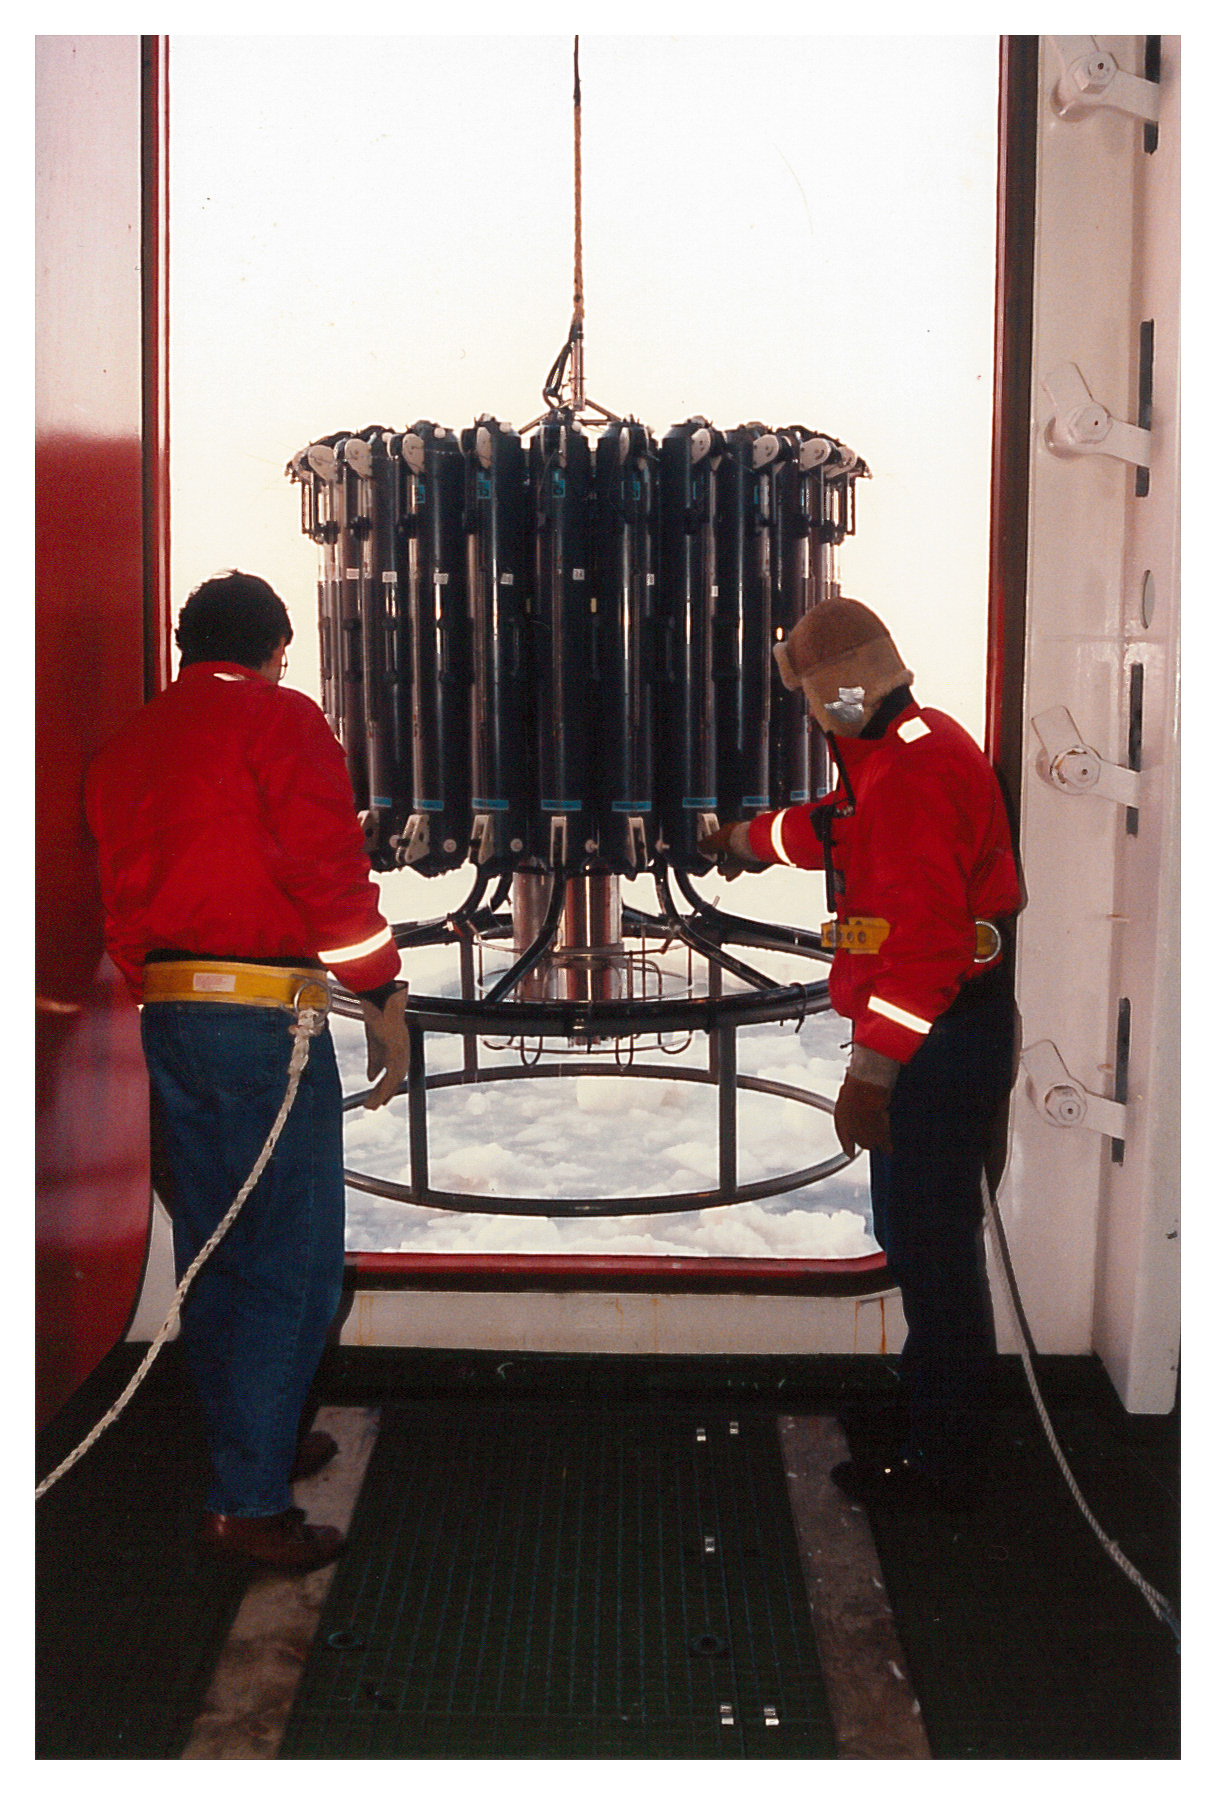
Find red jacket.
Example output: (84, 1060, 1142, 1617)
(746, 698, 1021, 1062)
(85, 662, 401, 1001)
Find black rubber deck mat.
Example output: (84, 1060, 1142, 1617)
(840, 1384, 1180, 1758)
(279, 1399, 837, 1758)
(36, 1347, 250, 1759)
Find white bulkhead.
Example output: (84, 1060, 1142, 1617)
(1005, 36, 1179, 1409)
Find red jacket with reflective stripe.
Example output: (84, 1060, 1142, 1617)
(85, 663, 401, 1001)
(746, 700, 1021, 1062)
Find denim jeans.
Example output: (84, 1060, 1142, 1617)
(141, 1002, 346, 1517)
(868, 979, 1016, 1481)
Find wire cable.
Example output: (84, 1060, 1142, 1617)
(572, 35, 583, 338)
(982, 1166, 1180, 1650)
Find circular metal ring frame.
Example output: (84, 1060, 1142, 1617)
(341, 1056, 852, 1217)
(334, 865, 853, 1217)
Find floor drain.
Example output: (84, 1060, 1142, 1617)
(688, 1633, 730, 1659)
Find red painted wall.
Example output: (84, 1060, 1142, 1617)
(35, 38, 167, 1425)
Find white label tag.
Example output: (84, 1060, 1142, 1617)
(192, 972, 237, 993)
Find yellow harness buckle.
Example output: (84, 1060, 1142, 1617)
(820, 916, 890, 954)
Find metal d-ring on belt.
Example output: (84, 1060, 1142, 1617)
(141, 959, 332, 1018)
(820, 917, 1004, 964)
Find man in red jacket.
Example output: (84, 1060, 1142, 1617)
(703, 597, 1021, 1510)
(86, 571, 409, 1569)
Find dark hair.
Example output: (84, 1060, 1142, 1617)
(175, 571, 294, 669)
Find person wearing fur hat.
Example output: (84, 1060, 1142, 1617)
(701, 597, 1022, 1510)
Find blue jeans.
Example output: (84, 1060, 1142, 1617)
(868, 980, 1016, 1481)
(141, 1002, 346, 1517)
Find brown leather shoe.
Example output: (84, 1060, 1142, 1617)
(196, 1507, 345, 1571)
(291, 1429, 339, 1481)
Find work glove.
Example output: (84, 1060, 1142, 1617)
(358, 982, 411, 1110)
(833, 1071, 893, 1156)
(698, 820, 764, 882)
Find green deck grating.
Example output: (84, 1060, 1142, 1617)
(279, 1399, 836, 1758)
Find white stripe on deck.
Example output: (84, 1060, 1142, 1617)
(181, 1405, 380, 1760)
(778, 1414, 931, 1758)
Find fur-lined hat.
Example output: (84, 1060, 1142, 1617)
(773, 597, 912, 734)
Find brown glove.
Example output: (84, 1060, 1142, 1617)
(358, 983, 411, 1110)
(698, 820, 764, 881)
(699, 821, 738, 858)
(833, 1071, 893, 1156)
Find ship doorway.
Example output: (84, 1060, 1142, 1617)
(165, 35, 1001, 1279)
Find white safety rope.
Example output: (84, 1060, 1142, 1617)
(981, 1168, 1181, 1649)
(35, 1005, 328, 1501)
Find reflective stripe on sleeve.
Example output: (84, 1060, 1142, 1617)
(317, 926, 395, 966)
(771, 809, 797, 866)
(868, 994, 933, 1036)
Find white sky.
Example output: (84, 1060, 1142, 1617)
(168, 30, 999, 744)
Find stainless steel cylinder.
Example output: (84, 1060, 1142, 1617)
(511, 870, 625, 1002)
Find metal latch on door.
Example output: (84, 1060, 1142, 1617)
(1049, 37, 1161, 125)
(1042, 364, 1152, 470)
(1021, 1040, 1126, 1140)
(1031, 707, 1142, 808)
